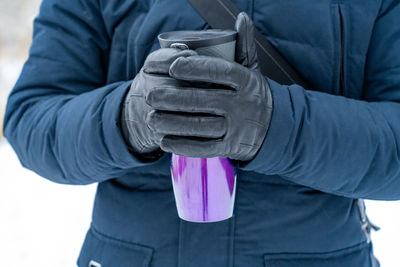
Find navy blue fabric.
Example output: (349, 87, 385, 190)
(4, 0, 398, 266)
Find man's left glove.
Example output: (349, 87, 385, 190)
(147, 12, 273, 161)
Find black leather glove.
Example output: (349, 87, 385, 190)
(146, 12, 273, 161)
(120, 48, 197, 158)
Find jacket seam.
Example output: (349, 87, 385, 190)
(90, 224, 155, 252)
(263, 240, 369, 259)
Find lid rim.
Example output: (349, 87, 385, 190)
(158, 30, 237, 50)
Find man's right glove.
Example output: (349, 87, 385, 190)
(120, 48, 197, 159)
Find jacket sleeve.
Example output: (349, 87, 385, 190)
(238, 1, 400, 200)
(3, 0, 163, 185)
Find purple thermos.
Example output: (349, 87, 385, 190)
(158, 30, 238, 223)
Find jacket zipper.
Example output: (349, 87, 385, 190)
(338, 6, 345, 96)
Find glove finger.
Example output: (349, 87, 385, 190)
(147, 110, 226, 138)
(143, 48, 197, 74)
(160, 135, 225, 158)
(128, 74, 181, 99)
(146, 86, 232, 115)
(169, 55, 249, 89)
(234, 12, 259, 69)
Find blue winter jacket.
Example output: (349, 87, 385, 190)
(4, 0, 399, 266)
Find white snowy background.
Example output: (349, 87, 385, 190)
(1, 1, 400, 267)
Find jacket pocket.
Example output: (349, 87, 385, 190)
(331, 3, 348, 96)
(264, 242, 372, 267)
(77, 227, 154, 267)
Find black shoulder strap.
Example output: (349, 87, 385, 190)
(188, 0, 310, 89)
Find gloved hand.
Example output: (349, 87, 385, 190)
(121, 48, 197, 158)
(146, 12, 273, 161)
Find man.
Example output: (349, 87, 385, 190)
(4, 0, 399, 266)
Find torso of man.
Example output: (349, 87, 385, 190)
(79, 1, 379, 266)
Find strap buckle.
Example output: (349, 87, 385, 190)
(357, 199, 380, 243)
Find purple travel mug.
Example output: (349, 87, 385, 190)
(158, 30, 237, 223)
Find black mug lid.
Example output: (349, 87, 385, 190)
(158, 30, 237, 50)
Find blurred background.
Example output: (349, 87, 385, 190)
(0, 1, 399, 267)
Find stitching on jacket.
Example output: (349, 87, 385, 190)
(90, 224, 155, 252)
